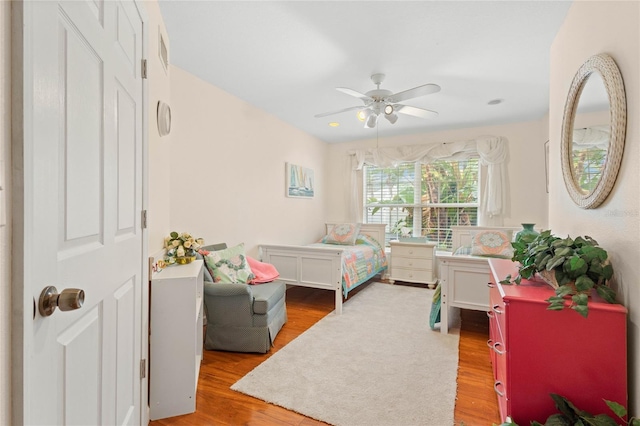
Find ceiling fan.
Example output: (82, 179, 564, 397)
(315, 73, 440, 128)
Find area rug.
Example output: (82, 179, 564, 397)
(231, 282, 461, 426)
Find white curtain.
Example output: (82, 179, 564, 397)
(349, 135, 509, 221)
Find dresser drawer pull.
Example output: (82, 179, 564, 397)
(486, 339, 494, 349)
(494, 381, 505, 398)
(487, 310, 494, 319)
(492, 304, 503, 315)
(487, 282, 495, 288)
(491, 341, 505, 355)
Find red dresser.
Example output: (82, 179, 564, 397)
(487, 258, 627, 424)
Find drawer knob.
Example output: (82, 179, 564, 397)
(494, 381, 505, 398)
(491, 341, 505, 355)
(492, 304, 503, 315)
(487, 282, 495, 288)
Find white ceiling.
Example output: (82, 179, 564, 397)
(158, 1, 572, 144)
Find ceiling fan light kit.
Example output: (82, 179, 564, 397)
(316, 73, 440, 129)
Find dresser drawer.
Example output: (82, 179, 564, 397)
(391, 268, 432, 283)
(392, 256, 431, 269)
(392, 245, 433, 258)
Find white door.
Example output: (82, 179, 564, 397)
(21, 1, 146, 424)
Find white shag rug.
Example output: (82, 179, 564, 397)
(231, 282, 461, 426)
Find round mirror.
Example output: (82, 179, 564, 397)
(561, 54, 626, 209)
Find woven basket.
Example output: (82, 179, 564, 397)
(538, 270, 560, 290)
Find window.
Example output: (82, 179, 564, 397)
(572, 146, 607, 192)
(364, 158, 479, 250)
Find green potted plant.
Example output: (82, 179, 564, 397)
(498, 393, 639, 426)
(501, 230, 617, 318)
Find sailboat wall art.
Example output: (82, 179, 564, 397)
(286, 162, 315, 198)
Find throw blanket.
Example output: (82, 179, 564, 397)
(247, 256, 280, 284)
(308, 237, 388, 297)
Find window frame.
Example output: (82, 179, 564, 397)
(362, 158, 482, 249)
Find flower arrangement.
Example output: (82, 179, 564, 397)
(164, 232, 204, 265)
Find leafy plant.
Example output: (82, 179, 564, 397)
(500, 230, 616, 318)
(497, 394, 639, 426)
(534, 394, 638, 426)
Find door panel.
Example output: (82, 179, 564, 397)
(57, 307, 102, 426)
(59, 14, 104, 246)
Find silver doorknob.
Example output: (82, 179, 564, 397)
(38, 286, 85, 317)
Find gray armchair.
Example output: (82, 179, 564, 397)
(197, 244, 287, 353)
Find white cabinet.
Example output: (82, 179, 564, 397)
(388, 241, 437, 287)
(149, 260, 204, 420)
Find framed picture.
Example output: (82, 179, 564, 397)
(286, 163, 314, 198)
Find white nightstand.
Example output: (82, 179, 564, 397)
(388, 241, 437, 288)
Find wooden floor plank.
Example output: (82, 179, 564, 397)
(149, 282, 500, 425)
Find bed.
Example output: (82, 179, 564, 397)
(260, 223, 388, 315)
(437, 225, 521, 333)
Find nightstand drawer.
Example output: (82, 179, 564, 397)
(392, 256, 431, 269)
(392, 245, 433, 258)
(391, 268, 432, 282)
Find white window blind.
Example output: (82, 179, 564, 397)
(364, 158, 479, 249)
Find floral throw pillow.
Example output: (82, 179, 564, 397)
(470, 230, 514, 259)
(322, 223, 362, 245)
(203, 243, 255, 284)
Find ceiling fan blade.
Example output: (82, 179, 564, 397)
(395, 104, 439, 119)
(387, 84, 441, 103)
(336, 87, 373, 102)
(314, 105, 364, 118)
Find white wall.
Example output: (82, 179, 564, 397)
(0, 1, 10, 423)
(169, 66, 329, 257)
(326, 119, 549, 229)
(549, 0, 639, 415)
(146, 1, 172, 255)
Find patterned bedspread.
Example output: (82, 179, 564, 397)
(308, 234, 388, 297)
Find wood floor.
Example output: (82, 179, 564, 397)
(149, 282, 501, 426)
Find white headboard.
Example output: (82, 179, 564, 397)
(325, 223, 387, 248)
(450, 226, 522, 252)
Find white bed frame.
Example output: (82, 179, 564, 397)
(437, 226, 521, 334)
(260, 223, 387, 315)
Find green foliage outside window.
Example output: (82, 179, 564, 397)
(365, 158, 479, 249)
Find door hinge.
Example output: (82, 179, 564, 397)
(141, 59, 148, 79)
(141, 210, 148, 229)
(140, 359, 146, 379)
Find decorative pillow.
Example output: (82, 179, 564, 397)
(203, 243, 255, 284)
(470, 230, 513, 259)
(453, 245, 472, 256)
(322, 223, 362, 245)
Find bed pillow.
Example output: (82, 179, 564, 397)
(470, 230, 514, 259)
(203, 243, 255, 284)
(246, 256, 279, 284)
(322, 223, 362, 245)
(453, 245, 472, 256)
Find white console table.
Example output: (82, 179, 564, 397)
(149, 260, 204, 420)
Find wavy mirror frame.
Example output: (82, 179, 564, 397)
(561, 53, 626, 209)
